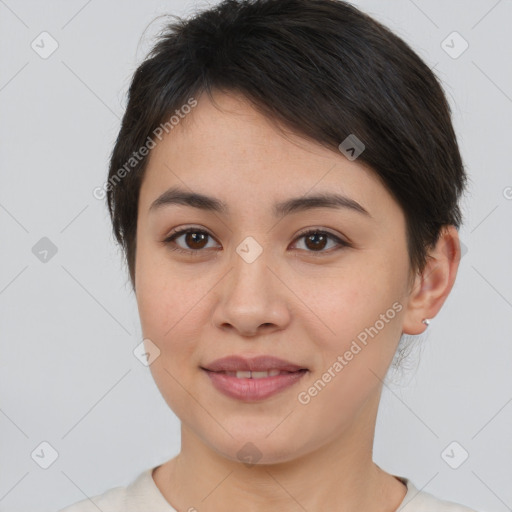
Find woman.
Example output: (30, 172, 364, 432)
(59, 0, 478, 510)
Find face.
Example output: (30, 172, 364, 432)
(135, 91, 414, 464)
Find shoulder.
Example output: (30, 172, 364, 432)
(56, 466, 176, 512)
(397, 476, 480, 512)
(57, 484, 127, 512)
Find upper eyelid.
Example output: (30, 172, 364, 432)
(165, 226, 217, 241)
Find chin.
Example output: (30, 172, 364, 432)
(201, 426, 313, 468)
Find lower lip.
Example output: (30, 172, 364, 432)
(203, 369, 308, 401)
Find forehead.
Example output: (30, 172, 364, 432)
(139, 91, 397, 222)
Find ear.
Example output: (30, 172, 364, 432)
(401, 225, 461, 335)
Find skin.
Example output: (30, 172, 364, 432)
(134, 90, 461, 512)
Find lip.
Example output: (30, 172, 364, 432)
(201, 355, 309, 402)
(202, 355, 307, 373)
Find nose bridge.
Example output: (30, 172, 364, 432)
(211, 235, 290, 335)
(228, 237, 275, 308)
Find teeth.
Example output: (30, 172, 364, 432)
(252, 370, 276, 379)
(227, 369, 288, 379)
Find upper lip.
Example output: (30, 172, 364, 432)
(202, 355, 307, 372)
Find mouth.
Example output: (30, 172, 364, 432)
(201, 354, 308, 373)
(204, 369, 308, 379)
(200, 355, 309, 401)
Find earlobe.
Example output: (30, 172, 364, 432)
(401, 225, 461, 335)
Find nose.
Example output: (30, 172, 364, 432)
(210, 245, 291, 337)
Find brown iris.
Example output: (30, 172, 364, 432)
(184, 231, 209, 250)
(304, 232, 328, 251)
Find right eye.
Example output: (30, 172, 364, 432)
(163, 227, 221, 255)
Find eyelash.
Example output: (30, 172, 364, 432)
(162, 227, 350, 257)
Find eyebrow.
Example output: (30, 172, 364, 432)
(149, 185, 372, 218)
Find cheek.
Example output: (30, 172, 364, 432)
(294, 286, 404, 432)
(135, 263, 202, 413)
(135, 241, 188, 337)
(136, 278, 197, 352)
(135, 249, 209, 376)
(298, 257, 406, 398)
(299, 264, 400, 339)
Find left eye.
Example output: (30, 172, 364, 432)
(292, 229, 348, 254)
(163, 228, 349, 255)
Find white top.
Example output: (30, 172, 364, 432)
(57, 466, 479, 512)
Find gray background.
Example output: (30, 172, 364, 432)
(1, 1, 511, 511)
